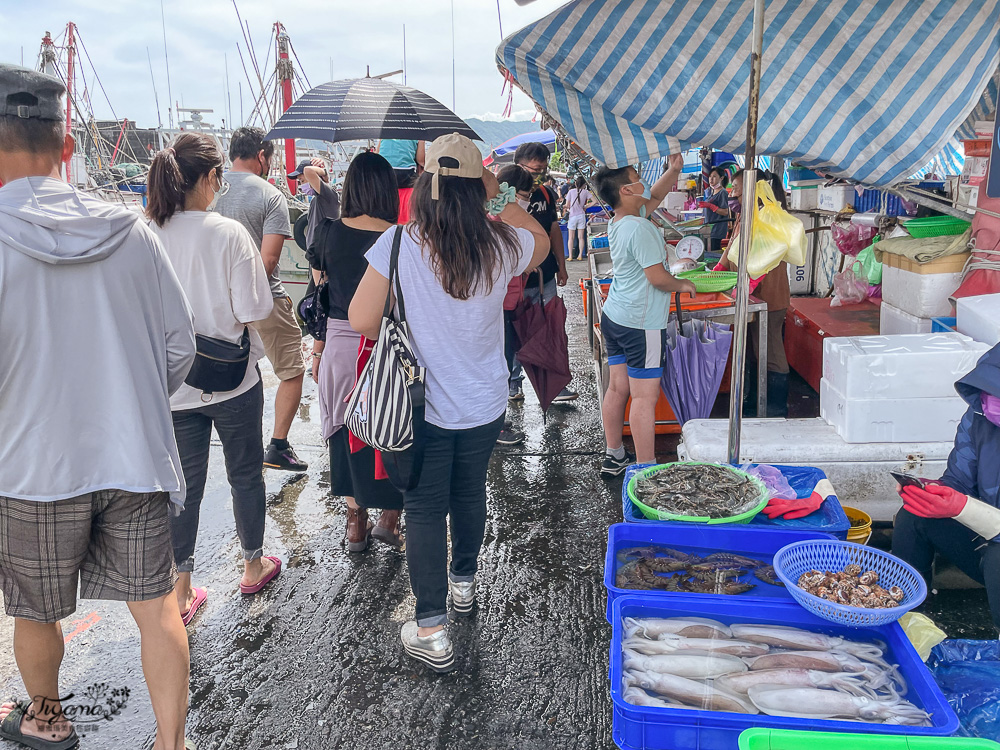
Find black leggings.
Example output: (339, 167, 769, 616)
(893, 508, 1000, 630)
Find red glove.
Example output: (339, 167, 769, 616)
(901, 483, 968, 519)
(696, 201, 712, 210)
(712, 262, 728, 272)
(763, 493, 824, 520)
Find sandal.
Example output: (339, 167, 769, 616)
(181, 587, 208, 627)
(0, 701, 79, 750)
(239, 556, 282, 595)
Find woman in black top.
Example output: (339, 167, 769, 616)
(307, 152, 403, 552)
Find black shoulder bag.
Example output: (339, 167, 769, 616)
(184, 326, 251, 396)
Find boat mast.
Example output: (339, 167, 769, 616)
(64, 22, 76, 184)
(275, 22, 296, 192)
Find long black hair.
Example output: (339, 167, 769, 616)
(409, 160, 520, 301)
(341, 151, 399, 223)
(146, 133, 223, 227)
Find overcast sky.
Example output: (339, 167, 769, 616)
(0, 0, 567, 129)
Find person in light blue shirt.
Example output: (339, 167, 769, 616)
(594, 156, 696, 478)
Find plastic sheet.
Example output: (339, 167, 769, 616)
(928, 640, 1000, 740)
(743, 463, 796, 499)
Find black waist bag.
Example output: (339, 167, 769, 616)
(184, 327, 251, 395)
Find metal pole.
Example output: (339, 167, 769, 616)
(727, 0, 766, 465)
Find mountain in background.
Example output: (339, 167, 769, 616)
(465, 118, 544, 156)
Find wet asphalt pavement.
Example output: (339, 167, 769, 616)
(0, 263, 622, 750)
(1, 262, 994, 749)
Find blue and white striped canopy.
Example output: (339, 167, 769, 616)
(497, 0, 1000, 186)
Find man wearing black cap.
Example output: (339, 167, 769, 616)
(0, 64, 194, 749)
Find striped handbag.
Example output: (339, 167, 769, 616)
(345, 226, 426, 455)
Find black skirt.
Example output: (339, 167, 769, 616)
(328, 428, 404, 510)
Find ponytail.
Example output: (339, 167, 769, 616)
(146, 132, 223, 227)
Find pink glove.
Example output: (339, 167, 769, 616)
(762, 494, 823, 520)
(901, 483, 967, 519)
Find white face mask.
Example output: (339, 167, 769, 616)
(207, 172, 228, 211)
(517, 198, 530, 210)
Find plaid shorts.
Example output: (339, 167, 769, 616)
(0, 490, 176, 623)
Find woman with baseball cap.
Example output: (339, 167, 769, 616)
(350, 133, 550, 672)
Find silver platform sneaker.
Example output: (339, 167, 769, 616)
(449, 576, 476, 616)
(400, 621, 455, 673)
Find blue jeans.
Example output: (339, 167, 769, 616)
(404, 415, 504, 627)
(170, 379, 267, 572)
(509, 276, 558, 386)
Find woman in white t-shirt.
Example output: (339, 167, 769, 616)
(564, 176, 592, 261)
(146, 133, 280, 628)
(350, 134, 550, 673)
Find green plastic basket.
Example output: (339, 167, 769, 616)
(676, 269, 739, 293)
(626, 462, 769, 524)
(739, 729, 998, 750)
(903, 215, 972, 238)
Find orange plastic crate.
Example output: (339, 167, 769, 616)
(623, 391, 681, 436)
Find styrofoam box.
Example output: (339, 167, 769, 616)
(821, 378, 966, 444)
(823, 332, 988, 399)
(818, 184, 855, 212)
(880, 301, 934, 335)
(957, 293, 1000, 345)
(789, 186, 818, 211)
(678, 418, 952, 521)
(881, 263, 963, 319)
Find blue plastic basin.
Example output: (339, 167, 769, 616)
(610, 595, 960, 750)
(604, 522, 834, 622)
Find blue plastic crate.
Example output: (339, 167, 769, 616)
(591, 236, 610, 249)
(932, 316, 957, 333)
(787, 167, 822, 181)
(603, 522, 834, 622)
(622, 464, 851, 540)
(854, 189, 907, 216)
(610, 595, 960, 750)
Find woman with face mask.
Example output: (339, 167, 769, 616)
(146, 133, 281, 627)
(892, 343, 1000, 634)
(701, 166, 731, 255)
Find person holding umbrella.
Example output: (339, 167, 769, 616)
(594, 156, 696, 477)
(349, 133, 550, 672)
(510, 142, 578, 404)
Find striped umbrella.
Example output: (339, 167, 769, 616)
(497, 0, 1000, 187)
(264, 77, 481, 143)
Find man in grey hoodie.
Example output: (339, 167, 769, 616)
(0, 65, 196, 750)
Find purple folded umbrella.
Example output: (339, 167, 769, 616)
(660, 305, 733, 425)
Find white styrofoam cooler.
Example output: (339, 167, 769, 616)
(789, 186, 818, 211)
(820, 378, 966, 443)
(879, 301, 933, 335)
(823, 332, 988, 399)
(678, 418, 953, 521)
(818, 184, 856, 212)
(881, 264, 962, 318)
(957, 293, 1000, 345)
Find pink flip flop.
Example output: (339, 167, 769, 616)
(240, 556, 282, 595)
(181, 587, 208, 626)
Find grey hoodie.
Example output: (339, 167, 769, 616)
(0, 176, 195, 506)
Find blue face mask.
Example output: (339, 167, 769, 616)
(628, 179, 652, 218)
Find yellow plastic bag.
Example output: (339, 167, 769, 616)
(730, 180, 808, 278)
(900, 612, 947, 661)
